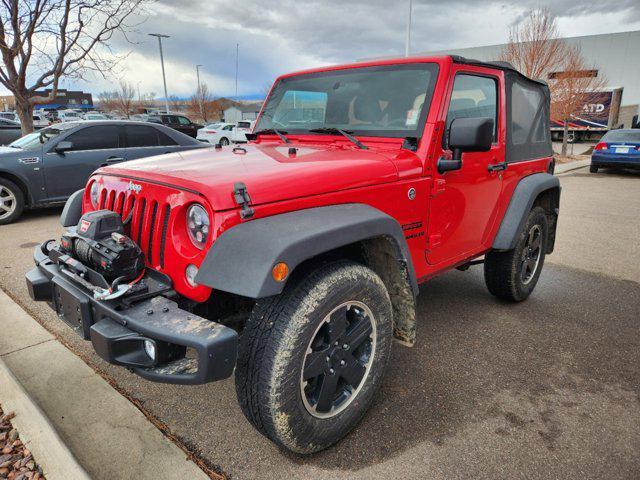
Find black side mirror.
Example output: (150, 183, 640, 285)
(438, 117, 494, 174)
(54, 141, 73, 154)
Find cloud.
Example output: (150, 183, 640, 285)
(5, 0, 640, 99)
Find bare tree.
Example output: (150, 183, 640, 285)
(0, 0, 147, 133)
(501, 8, 606, 156)
(500, 8, 566, 79)
(97, 90, 117, 112)
(114, 80, 135, 117)
(189, 82, 214, 122)
(549, 46, 606, 155)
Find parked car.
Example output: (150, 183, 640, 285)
(26, 55, 559, 454)
(233, 120, 255, 143)
(0, 112, 19, 123)
(32, 113, 51, 128)
(590, 129, 640, 172)
(148, 114, 202, 138)
(83, 113, 109, 121)
(0, 119, 23, 145)
(196, 122, 236, 145)
(57, 110, 82, 123)
(0, 120, 204, 224)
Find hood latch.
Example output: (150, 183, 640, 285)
(233, 182, 254, 219)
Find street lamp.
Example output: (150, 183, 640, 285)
(196, 64, 204, 120)
(405, 0, 412, 57)
(149, 33, 171, 114)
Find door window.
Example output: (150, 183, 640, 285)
(177, 116, 192, 125)
(222, 124, 235, 131)
(65, 125, 121, 151)
(445, 74, 498, 146)
(125, 125, 177, 147)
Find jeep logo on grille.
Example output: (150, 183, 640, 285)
(126, 181, 142, 194)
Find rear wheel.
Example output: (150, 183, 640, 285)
(235, 261, 393, 454)
(484, 206, 548, 302)
(0, 178, 25, 225)
(589, 164, 599, 173)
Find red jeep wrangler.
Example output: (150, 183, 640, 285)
(26, 55, 559, 454)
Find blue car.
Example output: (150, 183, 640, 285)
(590, 129, 640, 173)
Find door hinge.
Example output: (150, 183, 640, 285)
(431, 178, 446, 197)
(233, 182, 254, 219)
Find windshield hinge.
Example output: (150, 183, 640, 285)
(233, 182, 254, 219)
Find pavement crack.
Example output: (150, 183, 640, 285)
(0, 338, 54, 357)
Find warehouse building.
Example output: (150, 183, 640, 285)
(419, 30, 640, 128)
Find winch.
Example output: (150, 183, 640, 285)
(59, 210, 145, 292)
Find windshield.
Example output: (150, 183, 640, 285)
(256, 63, 439, 138)
(9, 123, 78, 150)
(603, 130, 640, 142)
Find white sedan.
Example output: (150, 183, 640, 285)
(196, 122, 237, 145)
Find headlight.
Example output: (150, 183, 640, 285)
(186, 204, 210, 249)
(90, 181, 100, 208)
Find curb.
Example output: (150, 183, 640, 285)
(555, 159, 591, 174)
(0, 359, 90, 480)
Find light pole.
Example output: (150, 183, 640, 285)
(405, 0, 412, 57)
(137, 81, 141, 105)
(149, 33, 171, 114)
(196, 64, 204, 120)
(235, 43, 239, 99)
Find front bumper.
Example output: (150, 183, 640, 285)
(26, 244, 237, 385)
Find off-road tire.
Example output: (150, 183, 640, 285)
(219, 137, 229, 146)
(589, 164, 598, 173)
(484, 206, 548, 302)
(0, 178, 25, 225)
(234, 261, 393, 454)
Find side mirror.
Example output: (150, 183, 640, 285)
(438, 117, 494, 174)
(54, 141, 73, 154)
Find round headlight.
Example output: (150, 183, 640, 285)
(186, 204, 210, 249)
(89, 181, 100, 208)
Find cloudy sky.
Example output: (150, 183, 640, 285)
(9, 0, 640, 99)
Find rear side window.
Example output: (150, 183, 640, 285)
(125, 125, 177, 147)
(445, 74, 498, 144)
(511, 82, 547, 145)
(177, 116, 191, 125)
(65, 125, 121, 150)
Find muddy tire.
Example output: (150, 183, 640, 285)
(0, 178, 25, 225)
(484, 206, 548, 302)
(234, 261, 393, 454)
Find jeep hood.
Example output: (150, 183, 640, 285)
(98, 143, 403, 211)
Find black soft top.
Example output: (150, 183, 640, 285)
(450, 55, 552, 163)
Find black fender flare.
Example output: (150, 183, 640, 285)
(195, 204, 419, 299)
(492, 172, 560, 251)
(60, 189, 84, 227)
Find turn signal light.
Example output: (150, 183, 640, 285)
(594, 142, 607, 150)
(272, 262, 289, 282)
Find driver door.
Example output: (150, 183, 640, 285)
(426, 68, 505, 265)
(43, 125, 124, 201)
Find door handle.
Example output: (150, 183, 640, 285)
(100, 156, 125, 167)
(488, 161, 507, 172)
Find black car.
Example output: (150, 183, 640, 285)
(148, 114, 202, 138)
(0, 120, 204, 224)
(0, 118, 23, 145)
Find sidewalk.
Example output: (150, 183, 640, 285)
(0, 289, 211, 480)
(555, 158, 590, 174)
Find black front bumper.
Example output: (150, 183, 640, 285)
(26, 245, 237, 385)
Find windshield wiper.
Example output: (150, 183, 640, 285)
(308, 127, 368, 150)
(253, 128, 290, 144)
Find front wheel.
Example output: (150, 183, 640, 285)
(484, 206, 548, 302)
(235, 261, 393, 454)
(0, 178, 25, 225)
(219, 137, 229, 146)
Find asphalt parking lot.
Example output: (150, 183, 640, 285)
(0, 166, 639, 479)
